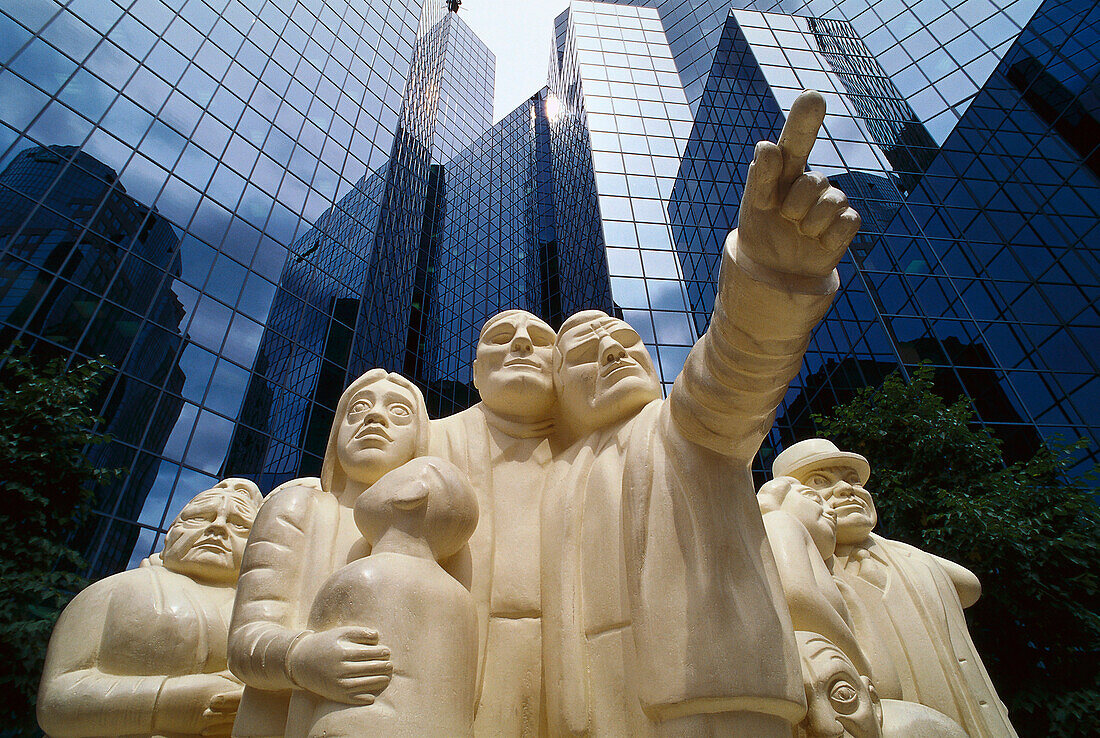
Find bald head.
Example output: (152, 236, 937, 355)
(553, 310, 660, 435)
(473, 310, 556, 422)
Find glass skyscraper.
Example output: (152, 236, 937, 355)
(0, 0, 483, 574)
(1, 0, 1096, 575)
(553, 0, 1099, 477)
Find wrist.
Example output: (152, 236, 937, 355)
(727, 229, 839, 295)
(283, 629, 314, 688)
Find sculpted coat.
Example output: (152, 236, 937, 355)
(541, 91, 862, 736)
(228, 370, 427, 737)
(773, 439, 1017, 737)
(429, 310, 561, 737)
(834, 534, 1016, 737)
(541, 235, 838, 736)
(38, 480, 261, 738)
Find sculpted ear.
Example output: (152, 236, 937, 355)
(471, 358, 482, 391)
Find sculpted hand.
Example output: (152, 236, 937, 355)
(738, 89, 861, 279)
(286, 626, 393, 705)
(152, 673, 243, 736)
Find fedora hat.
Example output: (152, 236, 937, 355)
(772, 438, 870, 484)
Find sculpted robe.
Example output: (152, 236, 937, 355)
(431, 404, 558, 737)
(835, 533, 1017, 737)
(38, 558, 238, 738)
(541, 236, 836, 736)
(228, 479, 368, 738)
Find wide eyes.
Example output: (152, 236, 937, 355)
(348, 397, 412, 418)
(828, 679, 860, 714)
(808, 473, 829, 487)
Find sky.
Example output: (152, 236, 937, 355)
(458, 0, 571, 122)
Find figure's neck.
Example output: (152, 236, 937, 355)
(336, 478, 372, 508)
(371, 526, 435, 561)
(481, 403, 555, 438)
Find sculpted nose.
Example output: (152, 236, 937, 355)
(511, 332, 534, 355)
(600, 335, 626, 364)
(206, 514, 229, 538)
(364, 408, 387, 425)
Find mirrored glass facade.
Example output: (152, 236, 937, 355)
(2, 0, 1097, 576)
(558, 0, 1099, 479)
(0, 0, 464, 574)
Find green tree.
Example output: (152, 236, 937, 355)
(0, 347, 116, 735)
(813, 365, 1100, 737)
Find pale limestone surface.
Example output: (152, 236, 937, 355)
(757, 477, 875, 685)
(228, 370, 429, 737)
(539, 90, 860, 737)
(44, 88, 878, 738)
(774, 438, 1018, 737)
(284, 457, 478, 738)
(429, 309, 566, 737)
(793, 631, 966, 738)
(37, 479, 263, 737)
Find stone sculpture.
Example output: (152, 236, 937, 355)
(794, 632, 966, 738)
(37, 478, 263, 738)
(539, 89, 860, 737)
(757, 477, 874, 684)
(284, 456, 479, 738)
(773, 437, 1018, 737)
(228, 369, 428, 738)
(429, 309, 564, 736)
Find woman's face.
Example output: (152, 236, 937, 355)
(335, 378, 420, 485)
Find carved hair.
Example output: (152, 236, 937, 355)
(320, 368, 430, 493)
(354, 456, 478, 561)
(757, 475, 807, 514)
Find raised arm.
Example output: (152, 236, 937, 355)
(669, 91, 860, 459)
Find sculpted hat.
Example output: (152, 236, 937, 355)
(772, 438, 870, 484)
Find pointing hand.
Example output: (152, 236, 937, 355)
(737, 90, 861, 279)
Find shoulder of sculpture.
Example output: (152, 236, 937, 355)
(66, 566, 159, 612)
(265, 476, 325, 504)
(873, 533, 924, 559)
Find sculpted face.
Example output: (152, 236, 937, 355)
(780, 481, 838, 557)
(336, 379, 421, 485)
(797, 633, 882, 738)
(804, 465, 878, 546)
(163, 486, 257, 583)
(555, 315, 660, 434)
(473, 311, 555, 421)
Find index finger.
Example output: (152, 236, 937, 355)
(777, 90, 826, 190)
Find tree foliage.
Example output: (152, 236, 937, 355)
(813, 365, 1100, 737)
(0, 347, 115, 735)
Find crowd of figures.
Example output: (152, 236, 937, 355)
(36, 93, 1016, 737)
